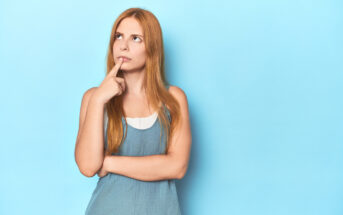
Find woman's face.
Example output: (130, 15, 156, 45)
(113, 17, 146, 72)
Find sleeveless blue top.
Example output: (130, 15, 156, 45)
(85, 85, 181, 215)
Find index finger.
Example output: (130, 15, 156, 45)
(109, 57, 124, 77)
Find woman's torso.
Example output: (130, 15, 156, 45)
(85, 86, 182, 215)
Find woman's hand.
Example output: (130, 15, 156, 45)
(97, 155, 110, 178)
(93, 58, 126, 104)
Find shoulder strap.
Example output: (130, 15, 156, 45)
(162, 103, 171, 122)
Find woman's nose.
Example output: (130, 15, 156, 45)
(120, 40, 128, 51)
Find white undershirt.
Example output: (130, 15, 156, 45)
(126, 112, 158, 130)
(104, 110, 158, 130)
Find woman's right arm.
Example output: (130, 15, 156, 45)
(75, 58, 125, 177)
(74, 87, 106, 177)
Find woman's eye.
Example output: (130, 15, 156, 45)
(133, 36, 141, 42)
(115, 34, 141, 42)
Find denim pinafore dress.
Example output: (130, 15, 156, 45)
(85, 86, 182, 215)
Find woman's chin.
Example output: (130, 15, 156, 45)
(120, 66, 143, 73)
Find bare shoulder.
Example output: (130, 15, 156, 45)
(76, 86, 98, 144)
(80, 87, 98, 112)
(168, 85, 189, 109)
(83, 87, 98, 99)
(78, 86, 98, 121)
(81, 87, 98, 104)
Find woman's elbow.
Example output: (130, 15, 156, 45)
(79, 167, 97, 178)
(176, 163, 188, 179)
(76, 159, 102, 178)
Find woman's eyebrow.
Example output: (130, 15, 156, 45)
(115, 31, 144, 37)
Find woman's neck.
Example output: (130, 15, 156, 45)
(121, 67, 146, 96)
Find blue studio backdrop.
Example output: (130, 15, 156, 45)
(0, 0, 342, 214)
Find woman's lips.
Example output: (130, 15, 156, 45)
(118, 57, 131, 62)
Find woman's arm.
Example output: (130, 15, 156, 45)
(103, 154, 181, 181)
(75, 87, 106, 177)
(101, 86, 192, 181)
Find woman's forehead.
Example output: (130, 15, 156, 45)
(116, 17, 143, 35)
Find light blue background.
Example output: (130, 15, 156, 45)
(1, 0, 342, 214)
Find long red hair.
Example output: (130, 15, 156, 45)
(104, 8, 181, 155)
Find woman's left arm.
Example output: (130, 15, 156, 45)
(98, 86, 192, 181)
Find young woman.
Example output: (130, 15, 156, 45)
(74, 8, 192, 214)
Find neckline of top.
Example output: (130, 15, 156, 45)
(124, 114, 159, 131)
(125, 111, 157, 119)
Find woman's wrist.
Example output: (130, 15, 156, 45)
(103, 155, 112, 172)
(90, 91, 106, 106)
